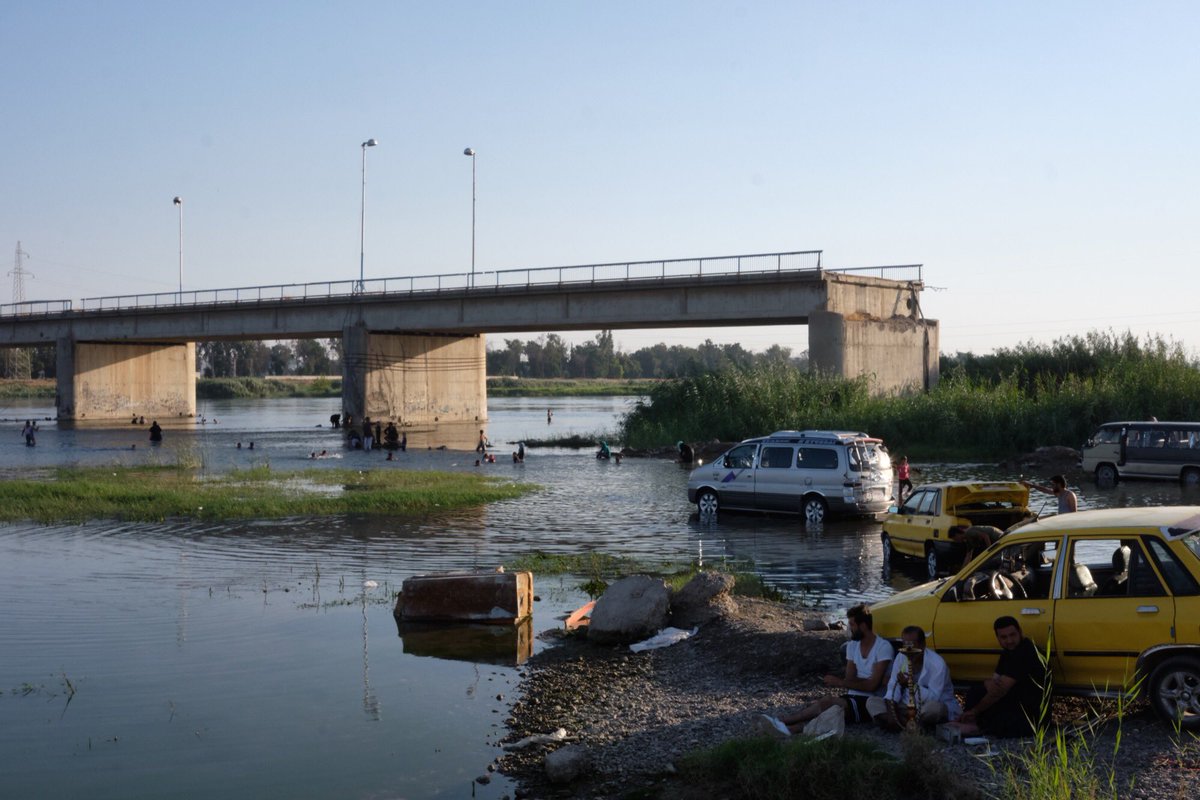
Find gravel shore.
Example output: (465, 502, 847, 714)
(498, 597, 1200, 799)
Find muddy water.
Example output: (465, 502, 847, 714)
(1, 397, 1196, 799)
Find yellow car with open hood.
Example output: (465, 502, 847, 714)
(871, 506, 1200, 730)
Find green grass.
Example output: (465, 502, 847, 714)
(486, 377, 655, 396)
(197, 376, 341, 399)
(618, 331, 1200, 459)
(678, 730, 981, 800)
(0, 379, 55, 399)
(520, 431, 619, 449)
(0, 465, 535, 523)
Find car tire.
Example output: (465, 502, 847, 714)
(697, 489, 719, 516)
(802, 495, 827, 526)
(925, 546, 939, 580)
(1182, 468, 1200, 488)
(881, 533, 900, 564)
(1095, 464, 1118, 485)
(1148, 656, 1200, 731)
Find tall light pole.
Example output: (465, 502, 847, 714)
(172, 196, 183, 300)
(358, 138, 379, 293)
(463, 147, 475, 288)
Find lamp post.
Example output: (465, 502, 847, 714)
(463, 147, 475, 288)
(358, 138, 379, 293)
(172, 196, 183, 300)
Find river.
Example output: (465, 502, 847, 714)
(1, 396, 1195, 798)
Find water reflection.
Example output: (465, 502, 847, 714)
(396, 619, 534, 666)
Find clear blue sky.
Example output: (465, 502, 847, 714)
(3, 2, 1197, 356)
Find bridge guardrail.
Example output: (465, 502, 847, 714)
(1, 250, 922, 317)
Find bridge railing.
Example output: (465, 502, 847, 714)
(0, 299, 74, 316)
(3, 250, 922, 317)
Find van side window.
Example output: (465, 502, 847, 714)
(759, 446, 793, 469)
(796, 447, 838, 470)
(724, 444, 757, 469)
(1094, 427, 1120, 444)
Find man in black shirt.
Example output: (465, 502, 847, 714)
(952, 616, 1047, 737)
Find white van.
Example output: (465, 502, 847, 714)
(1080, 421, 1200, 485)
(686, 430, 893, 524)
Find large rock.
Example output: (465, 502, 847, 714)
(545, 745, 591, 784)
(670, 571, 737, 628)
(588, 575, 670, 645)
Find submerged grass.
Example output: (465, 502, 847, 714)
(505, 550, 785, 601)
(0, 466, 535, 523)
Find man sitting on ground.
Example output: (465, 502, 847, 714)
(866, 625, 960, 730)
(757, 604, 894, 736)
(948, 615, 1047, 738)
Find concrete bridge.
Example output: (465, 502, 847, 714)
(0, 250, 938, 424)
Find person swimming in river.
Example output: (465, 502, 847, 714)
(149, 420, 163, 443)
(596, 440, 611, 460)
(476, 429, 489, 453)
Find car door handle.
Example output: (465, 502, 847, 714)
(1136, 605, 1159, 614)
(1020, 608, 1043, 615)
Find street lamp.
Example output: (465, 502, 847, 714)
(172, 196, 183, 300)
(463, 147, 475, 288)
(358, 138, 379, 293)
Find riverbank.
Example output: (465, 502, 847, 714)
(498, 596, 1200, 799)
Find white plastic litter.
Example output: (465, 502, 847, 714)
(503, 728, 568, 751)
(629, 627, 699, 653)
(363, 580, 379, 589)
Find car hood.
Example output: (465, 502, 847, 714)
(869, 580, 945, 638)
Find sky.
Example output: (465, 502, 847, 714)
(3, 2, 1198, 357)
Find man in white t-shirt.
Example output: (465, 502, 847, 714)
(758, 604, 895, 736)
(866, 625, 960, 729)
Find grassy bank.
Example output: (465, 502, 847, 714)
(0, 465, 534, 523)
(619, 333, 1200, 459)
(0, 379, 55, 399)
(197, 376, 341, 399)
(487, 377, 655, 397)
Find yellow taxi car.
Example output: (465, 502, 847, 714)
(870, 507, 1200, 730)
(881, 481, 1035, 580)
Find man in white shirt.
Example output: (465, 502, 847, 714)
(866, 625, 960, 730)
(757, 604, 894, 736)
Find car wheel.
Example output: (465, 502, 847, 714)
(1182, 468, 1200, 488)
(1095, 464, 1118, 485)
(925, 546, 939, 580)
(696, 489, 719, 516)
(881, 533, 899, 563)
(802, 495, 827, 526)
(1148, 656, 1200, 731)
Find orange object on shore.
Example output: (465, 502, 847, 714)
(564, 600, 596, 631)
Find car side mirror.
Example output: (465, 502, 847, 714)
(888, 505, 898, 514)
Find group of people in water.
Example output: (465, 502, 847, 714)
(757, 604, 1048, 740)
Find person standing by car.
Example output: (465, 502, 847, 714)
(896, 456, 915, 504)
(1022, 475, 1077, 514)
(756, 604, 894, 736)
(951, 616, 1048, 738)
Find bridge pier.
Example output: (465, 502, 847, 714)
(808, 310, 939, 393)
(341, 326, 487, 426)
(55, 338, 197, 421)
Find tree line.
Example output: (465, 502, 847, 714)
(2, 331, 806, 380)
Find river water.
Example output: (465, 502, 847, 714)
(1, 396, 1195, 799)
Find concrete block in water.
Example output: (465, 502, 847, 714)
(395, 570, 532, 624)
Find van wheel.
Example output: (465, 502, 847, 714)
(802, 496, 827, 526)
(1148, 656, 1200, 731)
(881, 533, 899, 564)
(697, 489, 720, 516)
(925, 546, 940, 580)
(1095, 464, 1118, 485)
(1182, 468, 1200, 488)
